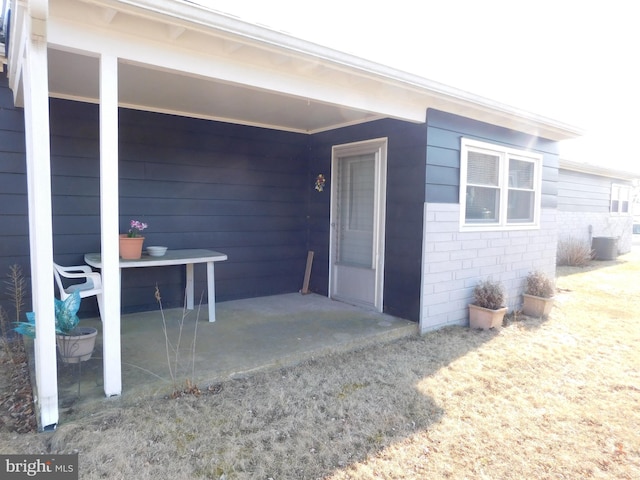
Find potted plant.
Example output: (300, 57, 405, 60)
(14, 290, 98, 363)
(469, 279, 507, 329)
(522, 270, 555, 318)
(119, 219, 148, 259)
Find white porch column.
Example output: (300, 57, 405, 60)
(99, 54, 122, 396)
(23, 0, 58, 429)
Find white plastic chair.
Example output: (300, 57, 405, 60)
(53, 263, 104, 322)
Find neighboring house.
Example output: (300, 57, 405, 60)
(558, 159, 638, 254)
(0, 0, 581, 428)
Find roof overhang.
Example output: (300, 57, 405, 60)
(7, 0, 583, 139)
(559, 159, 640, 181)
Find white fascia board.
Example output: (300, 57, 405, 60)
(65, 0, 582, 139)
(7, 0, 26, 104)
(47, 17, 427, 124)
(132, 0, 584, 140)
(559, 159, 640, 181)
(453, 99, 581, 141)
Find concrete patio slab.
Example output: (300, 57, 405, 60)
(47, 293, 417, 415)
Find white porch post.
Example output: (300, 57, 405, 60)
(99, 54, 122, 396)
(23, 0, 58, 429)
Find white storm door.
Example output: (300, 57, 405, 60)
(330, 139, 387, 311)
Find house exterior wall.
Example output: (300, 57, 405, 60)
(2, 90, 311, 315)
(0, 72, 427, 321)
(0, 71, 30, 305)
(64, 101, 310, 314)
(308, 119, 427, 322)
(420, 109, 560, 333)
(557, 168, 634, 254)
(1, 70, 565, 327)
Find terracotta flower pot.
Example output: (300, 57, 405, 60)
(119, 234, 145, 259)
(522, 294, 555, 318)
(56, 327, 98, 363)
(468, 304, 507, 330)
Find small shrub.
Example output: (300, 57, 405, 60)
(473, 279, 505, 310)
(154, 285, 202, 398)
(1, 265, 27, 364)
(557, 237, 592, 266)
(525, 271, 555, 298)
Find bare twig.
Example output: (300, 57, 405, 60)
(173, 290, 188, 387)
(155, 284, 176, 391)
(6, 265, 25, 323)
(191, 291, 204, 382)
(154, 284, 203, 397)
(1, 265, 26, 365)
(0, 306, 15, 365)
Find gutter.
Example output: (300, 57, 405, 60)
(87, 0, 583, 140)
(560, 159, 640, 180)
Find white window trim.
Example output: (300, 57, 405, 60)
(459, 138, 543, 232)
(610, 183, 632, 215)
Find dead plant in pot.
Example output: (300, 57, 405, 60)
(522, 270, 556, 318)
(469, 279, 507, 330)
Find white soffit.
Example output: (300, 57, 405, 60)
(40, 0, 582, 139)
(46, 48, 386, 133)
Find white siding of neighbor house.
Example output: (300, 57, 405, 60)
(557, 169, 634, 254)
(419, 203, 557, 333)
(556, 211, 633, 254)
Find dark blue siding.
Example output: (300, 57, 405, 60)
(426, 109, 560, 207)
(48, 99, 310, 314)
(0, 71, 30, 310)
(2, 68, 426, 321)
(1, 73, 563, 325)
(309, 119, 426, 321)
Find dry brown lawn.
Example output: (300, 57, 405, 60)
(1, 249, 639, 479)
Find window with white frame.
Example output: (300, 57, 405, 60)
(460, 138, 542, 230)
(610, 183, 632, 214)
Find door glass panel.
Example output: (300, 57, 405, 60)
(337, 154, 375, 267)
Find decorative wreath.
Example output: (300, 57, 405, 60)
(315, 174, 326, 192)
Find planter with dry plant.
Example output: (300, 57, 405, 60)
(469, 279, 507, 330)
(522, 270, 555, 318)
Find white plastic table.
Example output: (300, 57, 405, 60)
(84, 248, 228, 322)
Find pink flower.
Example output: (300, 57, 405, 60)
(128, 220, 148, 238)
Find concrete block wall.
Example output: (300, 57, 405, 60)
(556, 211, 633, 254)
(419, 203, 557, 333)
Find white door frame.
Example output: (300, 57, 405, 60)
(329, 137, 388, 311)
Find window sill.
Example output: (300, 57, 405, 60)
(459, 223, 540, 233)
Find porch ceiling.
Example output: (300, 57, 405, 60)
(9, 0, 582, 139)
(47, 48, 383, 133)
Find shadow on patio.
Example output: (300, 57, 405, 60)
(52, 293, 418, 413)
